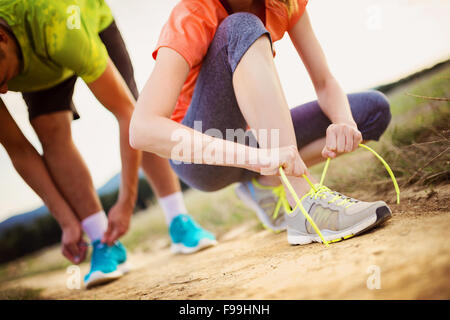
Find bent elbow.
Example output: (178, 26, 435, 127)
(129, 115, 145, 150)
(129, 114, 159, 152)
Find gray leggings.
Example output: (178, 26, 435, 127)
(170, 13, 391, 192)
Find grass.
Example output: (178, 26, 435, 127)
(0, 287, 43, 300)
(0, 64, 448, 293)
(313, 65, 450, 196)
(0, 186, 257, 286)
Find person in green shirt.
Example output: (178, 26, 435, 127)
(0, 0, 216, 288)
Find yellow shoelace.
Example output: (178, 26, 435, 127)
(252, 179, 291, 220)
(306, 184, 355, 207)
(279, 143, 400, 247)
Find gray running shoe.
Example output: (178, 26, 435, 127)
(287, 185, 392, 245)
(235, 179, 289, 232)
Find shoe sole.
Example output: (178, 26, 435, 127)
(287, 206, 392, 245)
(84, 270, 124, 289)
(117, 261, 132, 275)
(84, 262, 131, 289)
(235, 183, 287, 232)
(171, 238, 218, 254)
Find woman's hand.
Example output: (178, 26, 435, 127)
(247, 145, 308, 177)
(61, 223, 87, 265)
(322, 123, 362, 158)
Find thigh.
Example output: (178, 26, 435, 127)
(30, 111, 74, 149)
(171, 49, 245, 192)
(291, 91, 391, 149)
(171, 14, 271, 191)
(22, 76, 79, 121)
(99, 21, 139, 100)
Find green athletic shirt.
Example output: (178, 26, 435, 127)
(0, 0, 114, 92)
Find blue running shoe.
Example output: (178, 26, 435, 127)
(84, 240, 129, 289)
(169, 214, 217, 254)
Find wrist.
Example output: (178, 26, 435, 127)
(46, 203, 79, 230)
(333, 119, 357, 128)
(117, 193, 136, 211)
(59, 215, 79, 230)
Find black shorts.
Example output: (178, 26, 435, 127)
(22, 21, 139, 121)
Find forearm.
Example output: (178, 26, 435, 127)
(130, 113, 261, 169)
(7, 145, 78, 228)
(116, 116, 141, 206)
(316, 76, 356, 127)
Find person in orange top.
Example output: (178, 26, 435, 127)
(130, 0, 393, 243)
(155, 0, 307, 123)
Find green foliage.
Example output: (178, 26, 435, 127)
(320, 66, 450, 194)
(0, 287, 43, 300)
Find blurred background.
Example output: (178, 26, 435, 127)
(0, 0, 449, 225)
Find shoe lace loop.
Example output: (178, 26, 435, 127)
(307, 185, 356, 208)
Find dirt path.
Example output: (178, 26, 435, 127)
(4, 185, 450, 300)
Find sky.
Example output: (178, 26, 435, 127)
(0, 0, 449, 222)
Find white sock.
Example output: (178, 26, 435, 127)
(81, 210, 108, 242)
(158, 192, 188, 225)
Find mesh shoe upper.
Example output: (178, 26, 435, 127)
(244, 179, 290, 230)
(169, 214, 216, 248)
(287, 184, 388, 235)
(84, 240, 126, 282)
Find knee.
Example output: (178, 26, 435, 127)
(217, 13, 270, 69)
(222, 12, 268, 41)
(370, 90, 391, 126)
(365, 90, 392, 140)
(221, 12, 264, 31)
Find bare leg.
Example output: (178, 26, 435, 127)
(31, 111, 102, 221)
(233, 35, 314, 202)
(141, 151, 181, 198)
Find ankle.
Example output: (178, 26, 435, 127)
(158, 192, 188, 225)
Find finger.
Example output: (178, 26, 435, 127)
(344, 130, 353, 153)
(299, 158, 308, 176)
(285, 160, 295, 176)
(107, 229, 122, 246)
(326, 127, 337, 152)
(78, 241, 88, 262)
(337, 131, 345, 153)
(101, 222, 114, 244)
(353, 131, 362, 150)
(322, 146, 336, 159)
(292, 157, 300, 177)
(68, 243, 81, 264)
(62, 247, 76, 264)
(283, 147, 296, 175)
